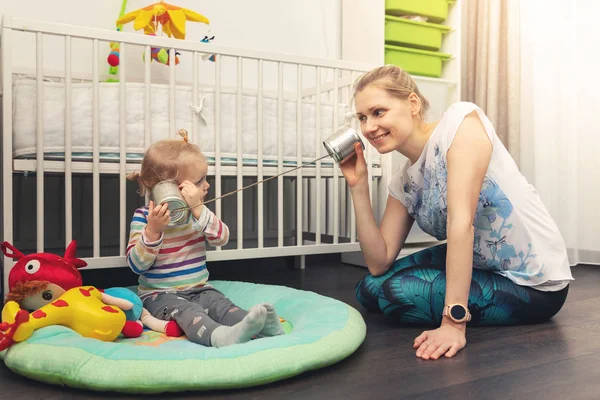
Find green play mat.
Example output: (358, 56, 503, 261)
(0, 280, 366, 393)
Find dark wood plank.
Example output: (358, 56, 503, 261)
(407, 348, 600, 400)
(0, 260, 599, 399)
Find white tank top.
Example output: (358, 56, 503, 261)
(388, 102, 573, 291)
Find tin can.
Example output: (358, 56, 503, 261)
(150, 180, 189, 226)
(322, 126, 365, 165)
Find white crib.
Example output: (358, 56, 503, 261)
(0, 15, 404, 295)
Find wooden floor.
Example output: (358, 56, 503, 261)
(1, 256, 599, 400)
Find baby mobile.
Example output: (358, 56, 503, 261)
(106, 0, 215, 81)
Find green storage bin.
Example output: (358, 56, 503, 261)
(385, 15, 451, 51)
(384, 44, 451, 78)
(385, 0, 455, 24)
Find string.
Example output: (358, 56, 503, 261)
(171, 154, 330, 212)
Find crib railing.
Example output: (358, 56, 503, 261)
(1, 16, 387, 295)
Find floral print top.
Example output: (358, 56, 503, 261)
(388, 102, 573, 291)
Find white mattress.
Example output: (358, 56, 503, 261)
(11, 78, 380, 166)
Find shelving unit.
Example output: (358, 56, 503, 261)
(339, 0, 462, 267)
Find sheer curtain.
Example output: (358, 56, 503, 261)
(520, 0, 600, 266)
(461, 0, 521, 165)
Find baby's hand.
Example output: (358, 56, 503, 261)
(179, 181, 204, 210)
(146, 200, 170, 241)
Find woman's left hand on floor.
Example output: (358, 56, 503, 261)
(413, 319, 467, 360)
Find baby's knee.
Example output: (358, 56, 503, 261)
(210, 296, 241, 318)
(179, 315, 213, 346)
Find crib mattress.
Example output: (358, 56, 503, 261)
(11, 79, 379, 167)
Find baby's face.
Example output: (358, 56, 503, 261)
(177, 160, 210, 200)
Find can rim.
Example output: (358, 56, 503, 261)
(323, 139, 342, 163)
(152, 180, 179, 189)
(151, 180, 182, 202)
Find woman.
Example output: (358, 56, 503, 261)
(340, 65, 572, 360)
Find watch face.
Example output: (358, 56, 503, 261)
(450, 305, 466, 320)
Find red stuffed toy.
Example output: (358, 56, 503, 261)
(0, 241, 182, 351)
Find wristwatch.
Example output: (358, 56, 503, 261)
(443, 304, 471, 323)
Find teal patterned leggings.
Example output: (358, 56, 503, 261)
(355, 244, 569, 325)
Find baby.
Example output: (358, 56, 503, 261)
(126, 130, 283, 347)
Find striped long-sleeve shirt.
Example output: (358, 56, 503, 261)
(126, 205, 229, 300)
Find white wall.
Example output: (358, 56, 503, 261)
(519, 0, 600, 263)
(1, 0, 341, 91)
(341, 0, 384, 65)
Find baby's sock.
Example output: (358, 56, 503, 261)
(211, 305, 266, 348)
(258, 303, 284, 336)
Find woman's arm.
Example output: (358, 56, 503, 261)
(445, 111, 492, 320)
(340, 143, 414, 276)
(351, 186, 414, 276)
(414, 110, 492, 360)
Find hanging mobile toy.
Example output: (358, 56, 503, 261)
(143, 33, 181, 65)
(106, 0, 129, 82)
(200, 35, 216, 62)
(116, 1, 209, 39)
(107, 1, 211, 73)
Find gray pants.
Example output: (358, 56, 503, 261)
(143, 286, 248, 346)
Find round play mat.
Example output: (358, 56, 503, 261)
(0, 280, 366, 393)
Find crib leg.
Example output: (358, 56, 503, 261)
(294, 255, 306, 270)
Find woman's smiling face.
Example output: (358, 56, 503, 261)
(354, 84, 418, 154)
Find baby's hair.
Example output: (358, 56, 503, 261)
(353, 64, 430, 118)
(127, 129, 206, 196)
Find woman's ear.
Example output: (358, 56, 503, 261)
(408, 92, 421, 117)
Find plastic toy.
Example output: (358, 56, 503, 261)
(107, 0, 129, 81)
(116, 1, 209, 39)
(142, 33, 180, 65)
(201, 35, 216, 62)
(107, 0, 212, 77)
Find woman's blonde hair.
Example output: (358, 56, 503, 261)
(353, 65, 430, 118)
(128, 129, 205, 196)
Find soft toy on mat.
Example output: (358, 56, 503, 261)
(0, 241, 182, 351)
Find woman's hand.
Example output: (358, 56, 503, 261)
(339, 143, 369, 190)
(146, 200, 170, 241)
(413, 319, 467, 360)
(179, 181, 204, 219)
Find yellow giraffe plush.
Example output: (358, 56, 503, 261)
(2, 286, 127, 345)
